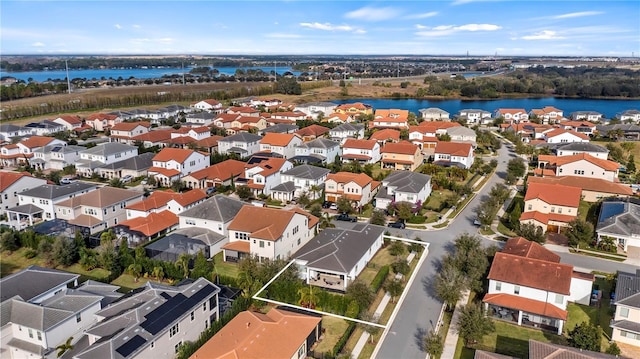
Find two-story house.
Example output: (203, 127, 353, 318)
(554, 142, 609, 160)
(0, 124, 31, 142)
(181, 159, 246, 190)
(109, 121, 151, 144)
(291, 138, 341, 165)
(419, 107, 450, 121)
(258, 133, 302, 159)
(334, 102, 373, 117)
(543, 129, 590, 144)
(375, 171, 432, 210)
(558, 121, 596, 137)
(85, 113, 123, 132)
(519, 182, 581, 233)
(217, 132, 262, 157)
(148, 148, 209, 187)
(294, 101, 337, 119)
(457, 109, 492, 126)
(324, 172, 380, 208)
(75, 143, 139, 177)
(272, 165, 331, 202)
(192, 99, 224, 112)
(570, 111, 604, 122)
(24, 120, 66, 136)
(269, 111, 307, 123)
(329, 123, 365, 143)
(295, 124, 331, 142)
(222, 206, 318, 262)
(611, 270, 640, 348)
(55, 187, 143, 234)
(483, 237, 593, 335)
(529, 106, 564, 124)
(381, 141, 424, 171)
(1, 136, 67, 167)
(595, 200, 640, 259)
(433, 142, 475, 169)
(324, 112, 356, 124)
(341, 139, 381, 164)
(495, 108, 529, 124)
(31, 144, 85, 171)
(53, 115, 84, 131)
(170, 126, 211, 142)
(0, 171, 48, 215)
(535, 153, 620, 182)
(619, 109, 640, 124)
(408, 122, 460, 155)
(370, 109, 410, 130)
(369, 129, 400, 147)
(241, 157, 293, 197)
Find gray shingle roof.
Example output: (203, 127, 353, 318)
(80, 142, 137, 157)
(218, 132, 262, 143)
(294, 224, 385, 274)
(262, 124, 299, 134)
(170, 227, 226, 246)
(179, 194, 245, 222)
(282, 164, 331, 180)
(596, 201, 640, 237)
(528, 339, 619, 359)
(382, 171, 431, 194)
(7, 203, 43, 214)
(10, 299, 73, 330)
(271, 181, 297, 193)
(615, 270, 640, 306)
(331, 123, 364, 132)
(19, 182, 96, 200)
(611, 318, 640, 334)
(100, 152, 154, 171)
(298, 138, 340, 149)
(555, 142, 608, 153)
(0, 265, 79, 303)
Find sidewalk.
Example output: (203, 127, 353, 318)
(440, 290, 470, 359)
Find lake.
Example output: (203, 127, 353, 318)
(0, 66, 299, 82)
(333, 98, 640, 119)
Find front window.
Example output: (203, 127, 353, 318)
(620, 307, 630, 318)
(514, 285, 520, 295)
(169, 323, 179, 337)
(495, 282, 501, 291)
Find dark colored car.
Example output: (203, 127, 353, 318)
(387, 221, 406, 229)
(335, 214, 357, 222)
(322, 201, 332, 209)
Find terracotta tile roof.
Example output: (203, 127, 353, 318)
(272, 111, 306, 118)
(126, 189, 206, 211)
(228, 106, 259, 114)
(435, 141, 473, 156)
(342, 138, 377, 150)
(167, 136, 196, 145)
(560, 120, 595, 128)
(215, 113, 240, 123)
(152, 147, 198, 163)
(483, 293, 568, 320)
(0, 171, 34, 192)
(488, 252, 573, 295)
(533, 168, 557, 177)
(326, 172, 373, 188)
(524, 182, 581, 207)
(221, 240, 250, 252)
(527, 176, 633, 196)
(56, 187, 141, 209)
(381, 141, 419, 155)
(260, 132, 298, 147)
(202, 99, 220, 106)
(55, 115, 82, 125)
(296, 124, 331, 137)
(189, 308, 321, 359)
(194, 135, 223, 148)
(370, 129, 400, 142)
(118, 210, 178, 237)
(148, 167, 181, 178)
(341, 153, 372, 161)
(131, 129, 173, 143)
(325, 113, 353, 121)
(519, 211, 577, 225)
(20, 136, 55, 149)
(335, 102, 371, 111)
(417, 121, 461, 131)
(543, 153, 620, 171)
(228, 206, 318, 241)
(87, 113, 118, 121)
(110, 121, 151, 131)
(374, 109, 409, 119)
(502, 237, 560, 262)
(544, 128, 590, 141)
(496, 108, 527, 115)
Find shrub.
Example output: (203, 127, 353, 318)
(371, 265, 390, 292)
(23, 248, 37, 259)
(391, 260, 410, 275)
(332, 322, 356, 358)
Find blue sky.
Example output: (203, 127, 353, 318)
(1, 1, 639, 56)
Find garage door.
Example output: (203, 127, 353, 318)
(627, 245, 640, 259)
(547, 224, 560, 233)
(326, 195, 338, 202)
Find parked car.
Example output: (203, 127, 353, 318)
(121, 175, 133, 183)
(335, 213, 357, 222)
(473, 219, 482, 226)
(206, 187, 216, 196)
(60, 176, 77, 185)
(388, 221, 406, 229)
(329, 203, 338, 210)
(322, 201, 332, 209)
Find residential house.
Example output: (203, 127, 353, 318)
(226, 106, 260, 118)
(291, 138, 341, 165)
(0, 124, 30, 142)
(222, 206, 318, 262)
(433, 142, 475, 169)
(53, 115, 84, 131)
(529, 106, 564, 124)
(294, 101, 337, 119)
(558, 121, 596, 137)
(86, 113, 123, 132)
(528, 176, 632, 202)
(324, 172, 380, 208)
(97, 152, 155, 180)
(170, 126, 211, 142)
(408, 122, 460, 155)
(258, 133, 302, 159)
(6, 182, 97, 230)
(495, 108, 529, 123)
(370, 109, 409, 130)
(115, 210, 180, 246)
(483, 237, 594, 335)
(269, 111, 307, 123)
(130, 130, 173, 149)
(185, 112, 216, 126)
(294, 224, 385, 292)
(109, 121, 151, 144)
(240, 157, 293, 197)
(249, 98, 282, 108)
(31, 144, 85, 171)
(24, 120, 66, 136)
(597, 124, 640, 141)
(446, 126, 477, 145)
(75, 143, 138, 177)
(156, 104, 192, 120)
(554, 142, 609, 160)
(324, 113, 355, 124)
(72, 278, 220, 359)
(419, 107, 450, 121)
(224, 116, 268, 134)
(295, 124, 331, 142)
(260, 123, 299, 136)
(535, 153, 620, 182)
(570, 111, 604, 122)
(334, 102, 373, 117)
(0, 171, 47, 215)
(329, 123, 365, 143)
(610, 269, 640, 347)
(369, 129, 400, 146)
(148, 148, 209, 187)
(189, 308, 322, 359)
(191, 99, 223, 112)
(381, 141, 424, 171)
(193, 135, 224, 154)
(375, 171, 432, 210)
(527, 340, 620, 359)
(0, 266, 79, 305)
(543, 129, 590, 144)
(619, 109, 640, 124)
(596, 199, 640, 259)
(520, 182, 581, 233)
(272, 165, 331, 202)
(0, 136, 67, 167)
(181, 159, 246, 189)
(217, 132, 262, 157)
(340, 139, 381, 164)
(55, 187, 144, 234)
(212, 113, 240, 129)
(125, 189, 206, 220)
(457, 109, 492, 126)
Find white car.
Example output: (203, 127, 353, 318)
(329, 203, 338, 210)
(121, 175, 133, 183)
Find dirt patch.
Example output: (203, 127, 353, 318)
(546, 232, 569, 246)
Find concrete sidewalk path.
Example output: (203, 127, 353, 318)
(440, 290, 470, 359)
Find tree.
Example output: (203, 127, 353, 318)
(391, 259, 410, 276)
(359, 312, 381, 344)
(568, 321, 601, 352)
(395, 201, 414, 222)
(235, 185, 252, 200)
(276, 77, 302, 95)
(456, 303, 494, 347)
(52, 235, 75, 266)
(127, 263, 142, 282)
(434, 262, 466, 311)
(336, 197, 353, 214)
(298, 285, 321, 309)
(0, 231, 19, 252)
(509, 201, 522, 227)
(346, 280, 374, 309)
(474, 201, 497, 228)
(385, 278, 403, 303)
(191, 250, 213, 279)
(369, 209, 387, 226)
(605, 342, 621, 355)
(309, 203, 322, 218)
(309, 184, 322, 200)
(109, 178, 125, 188)
(298, 192, 311, 207)
(452, 234, 489, 292)
(620, 141, 635, 154)
(56, 336, 74, 358)
(388, 241, 407, 258)
(152, 266, 164, 282)
(38, 238, 54, 265)
(423, 330, 444, 358)
(177, 253, 191, 278)
(565, 218, 594, 247)
(516, 222, 546, 243)
(627, 154, 636, 174)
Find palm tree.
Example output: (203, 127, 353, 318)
(152, 266, 164, 282)
(176, 254, 191, 278)
(56, 337, 74, 358)
(309, 185, 322, 200)
(127, 263, 142, 282)
(298, 285, 321, 309)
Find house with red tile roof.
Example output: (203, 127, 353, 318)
(0, 171, 47, 215)
(369, 128, 400, 146)
(148, 148, 209, 187)
(543, 128, 590, 144)
(53, 115, 83, 130)
(527, 176, 632, 202)
(558, 120, 596, 137)
(324, 112, 356, 124)
(483, 237, 593, 335)
(1, 136, 66, 167)
(193, 135, 224, 154)
(258, 133, 302, 159)
(226, 106, 260, 117)
(520, 182, 581, 233)
(181, 159, 247, 189)
(433, 142, 475, 169)
(340, 139, 381, 164)
(170, 126, 211, 141)
(529, 106, 564, 124)
(408, 122, 461, 152)
(381, 141, 424, 171)
(241, 156, 293, 197)
(324, 172, 380, 207)
(269, 111, 307, 122)
(370, 109, 410, 130)
(295, 124, 331, 142)
(85, 113, 123, 131)
(494, 108, 529, 124)
(189, 308, 321, 359)
(535, 153, 620, 182)
(130, 129, 173, 148)
(115, 210, 179, 245)
(334, 102, 373, 116)
(222, 206, 318, 262)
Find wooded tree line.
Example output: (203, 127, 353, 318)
(0, 58, 253, 72)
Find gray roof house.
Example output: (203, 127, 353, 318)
(419, 107, 450, 121)
(294, 224, 385, 292)
(294, 101, 337, 119)
(272, 164, 331, 202)
(217, 132, 262, 157)
(611, 269, 640, 350)
(291, 138, 341, 164)
(97, 152, 155, 179)
(0, 266, 79, 305)
(145, 227, 226, 261)
(446, 126, 477, 145)
(260, 123, 299, 135)
(329, 123, 365, 143)
(596, 199, 640, 258)
(76, 143, 139, 177)
(375, 171, 432, 210)
(71, 278, 220, 359)
(553, 142, 609, 159)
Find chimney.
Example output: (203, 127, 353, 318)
(246, 322, 251, 328)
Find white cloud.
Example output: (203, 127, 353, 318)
(354, 29, 366, 34)
(132, 24, 141, 29)
(406, 12, 438, 19)
(114, 24, 122, 30)
(553, 11, 603, 19)
(415, 24, 427, 29)
(416, 23, 501, 37)
(32, 42, 45, 47)
(521, 30, 564, 40)
(344, 6, 401, 21)
(300, 22, 358, 32)
(265, 33, 302, 39)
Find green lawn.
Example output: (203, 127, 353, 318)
(110, 273, 150, 293)
(469, 320, 567, 358)
(0, 248, 46, 277)
(314, 316, 350, 354)
(213, 252, 240, 278)
(424, 189, 455, 212)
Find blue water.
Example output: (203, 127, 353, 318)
(0, 66, 299, 82)
(333, 98, 640, 119)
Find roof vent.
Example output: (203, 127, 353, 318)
(246, 322, 251, 328)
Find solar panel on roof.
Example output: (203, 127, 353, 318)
(115, 335, 146, 357)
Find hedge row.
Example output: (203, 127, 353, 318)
(371, 265, 390, 292)
(332, 322, 356, 358)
